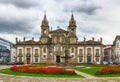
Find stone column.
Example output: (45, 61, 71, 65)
(23, 46, 25, 64)
(75, 46, 78, 63)
(92, 46, 94, 63)
(40, 46, 42, 63)
(16, 45, 18, 62)
(84, 46, 86, 63)
(100, 46, 103, 64)
(32, 47, 34, 64)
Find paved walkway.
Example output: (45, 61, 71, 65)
(0, 73, 120, 82)
(75, 70, 97, 79)
(0, 65, 120, 82)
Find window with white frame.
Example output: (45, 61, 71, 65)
(87, 48, 91, 57)
(79, 57, 83, 62)
(19, 49, 22, 54)
(95, 49, 99, 57)
(35, 57, 38, 62)
(27, 48, 30, 53)
(79, 49, 83, 62)
(19, 57, 22, 62)
(35, 49, 38, 54)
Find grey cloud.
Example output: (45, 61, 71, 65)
(0, 20, 32, 34)
(78, 26, 102, 34)
(55, 19, 66, 23)
(63, 0, 101, 15)
(0, 0, 40, 8)
(73, 5, 101, 15)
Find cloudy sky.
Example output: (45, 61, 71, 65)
(0, 0, 120, 44)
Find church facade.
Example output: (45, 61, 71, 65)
(16, 13, 103, 64)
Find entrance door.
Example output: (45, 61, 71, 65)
(87, 57, 91, 64)
(27, 57, 30, 64)
(56, 56, 60, 63)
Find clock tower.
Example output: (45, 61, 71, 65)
(40, 12, 50, 44)
(67, 12, 77, 44)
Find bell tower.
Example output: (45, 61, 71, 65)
(40, 11, 50, 44)
(68, 11, 77, 44)
(41, 11, 49, 36)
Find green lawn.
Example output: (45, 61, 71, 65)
(0, 68, 83, 78)
(76, 66, 104, 75)
(76, 66, 120, 77)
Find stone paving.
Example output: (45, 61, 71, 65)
(75, 70, 97, 79)
(0, 65, 120, 82)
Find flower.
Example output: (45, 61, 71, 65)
(95, 66, 120, 75)
(10, 66, 76, 75)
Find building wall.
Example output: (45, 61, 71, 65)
(114, 39, 120, 62)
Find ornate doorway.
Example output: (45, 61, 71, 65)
(56, 56, 60, 63)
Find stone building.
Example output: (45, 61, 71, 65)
(113, 35, 120, 63)
(103, 45, 113, 63)
(16, 13, 103, 64)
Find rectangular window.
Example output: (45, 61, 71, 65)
(35, 49, 38, 54)
(19, 57, 22, 62)
(79, 57, 83, 62)
(87, 48, 91, 54)
(35, 57, 38, 62)
(79, 49, 83, 54)
(96, 49, 99, 54)
(27, 48, 30, 53)
(87, 48, 91, 56)
(96, 57, 99, 62)
(71, 47, 74, 53)
(19, 49, 22, 54)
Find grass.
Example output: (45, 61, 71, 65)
(0, 68, 83, 78)
(76, 66, 104, 75)
(97, 74, 120, 77)
(76, 65, 120, 77)
(29, 65, 47, 68)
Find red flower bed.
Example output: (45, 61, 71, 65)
(95, 66, 120, 75)
(10, 66, 76, 75)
